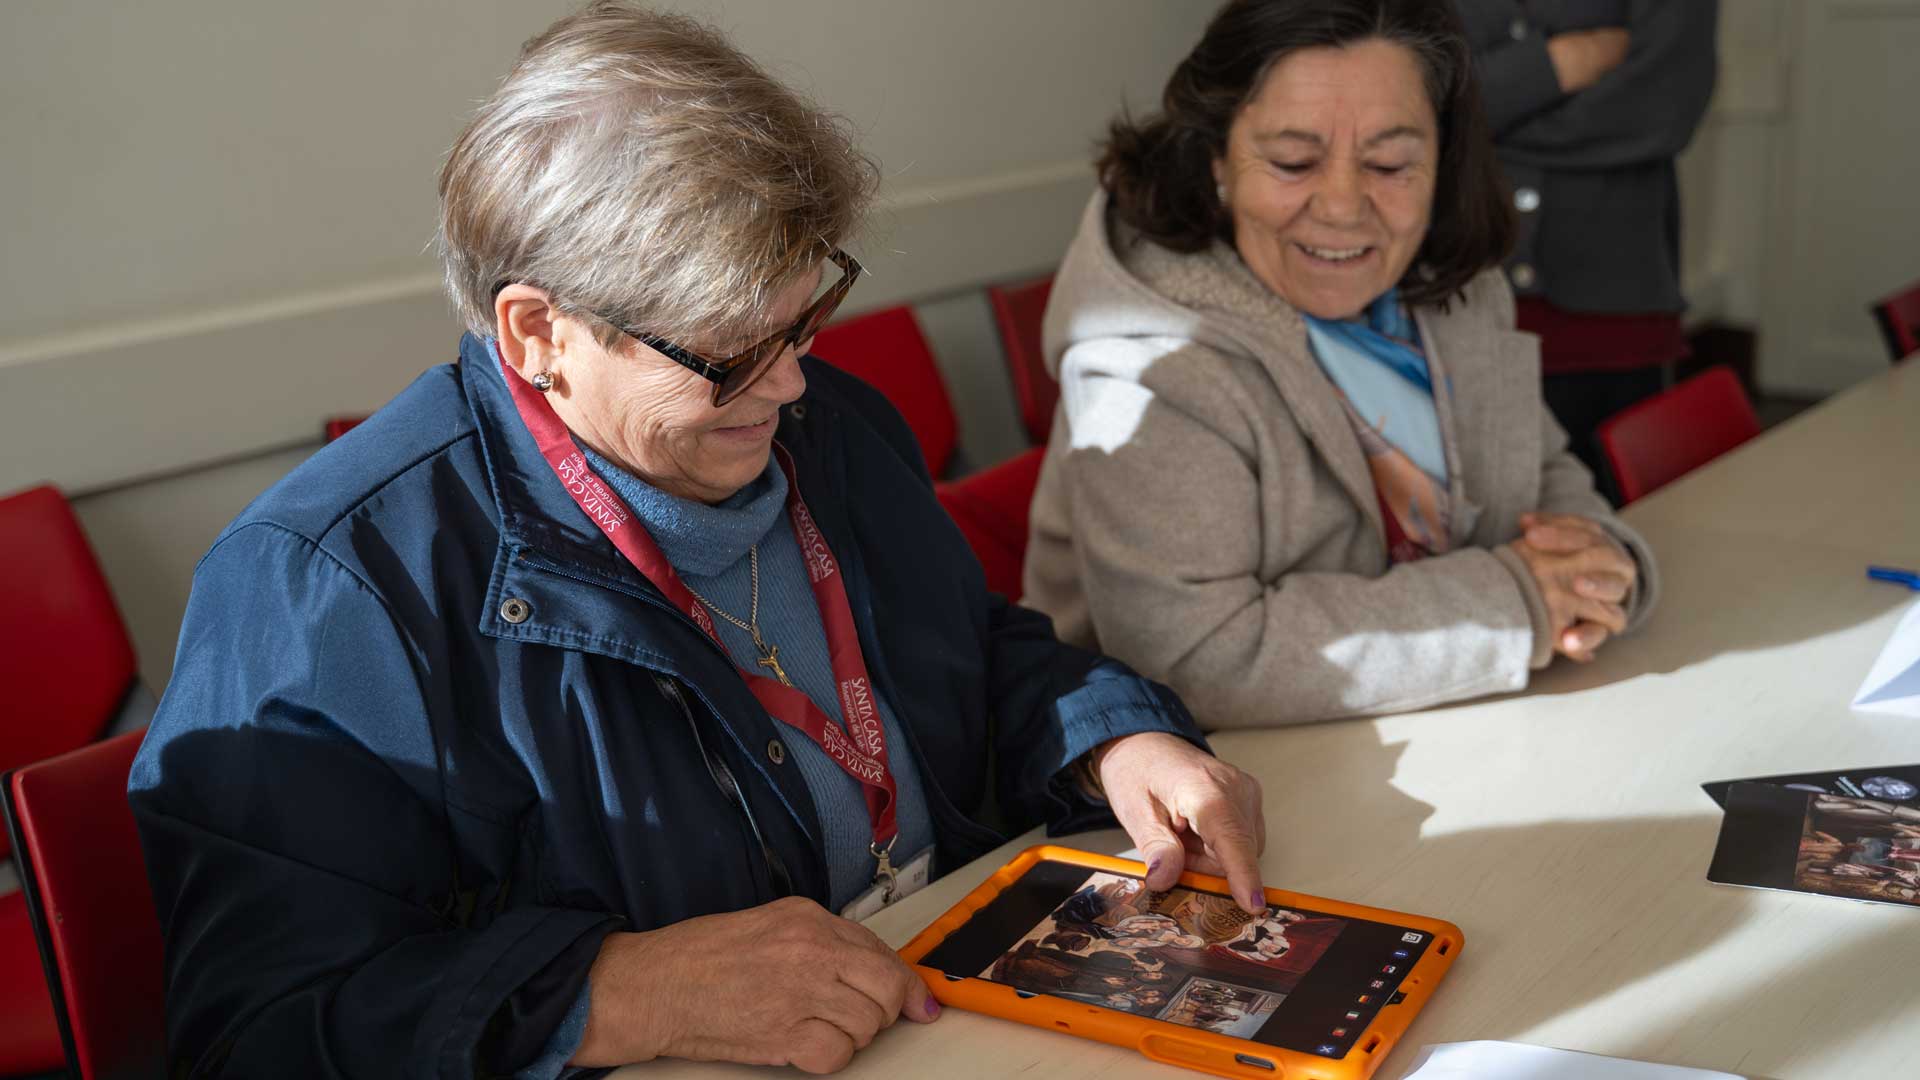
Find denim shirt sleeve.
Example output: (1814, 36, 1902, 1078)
(517, 980, 592, 1080)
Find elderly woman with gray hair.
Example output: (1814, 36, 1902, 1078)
(127, 4, 1265, 1077)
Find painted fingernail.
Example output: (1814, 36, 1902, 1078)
(925, 997, 941, 1020)
(1146, 856, 1166, 880)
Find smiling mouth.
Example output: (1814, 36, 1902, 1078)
(716, 416, 777, 435)
(1296, 242, 1373, 264)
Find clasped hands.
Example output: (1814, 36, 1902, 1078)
(1509, 511, 1638, 663)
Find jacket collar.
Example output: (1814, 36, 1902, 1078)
(461, 333, 649, 582)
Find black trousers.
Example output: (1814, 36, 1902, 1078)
(1542, 366, 1668, 507)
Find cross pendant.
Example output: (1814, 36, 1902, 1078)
(756, 642, 793, 687)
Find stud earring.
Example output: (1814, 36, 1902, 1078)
(531, 371, 556, 393)
(1216, 181, 1229, 205)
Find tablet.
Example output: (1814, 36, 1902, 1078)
(899, 846, 1461, 1080)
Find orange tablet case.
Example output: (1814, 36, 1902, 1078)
(897, 846, 1462, 1080)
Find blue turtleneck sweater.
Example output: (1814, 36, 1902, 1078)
(522, 440, 937, 1079)
(577, 444, 937, 903)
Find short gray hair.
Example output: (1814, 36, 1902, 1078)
(437, 1, 878, 348)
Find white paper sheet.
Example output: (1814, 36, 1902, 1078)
(1399, 1041, 1743, 1079)
(1853, 598, 1920, 717)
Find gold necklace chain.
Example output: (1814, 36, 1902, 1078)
(683, 545, 793, 687)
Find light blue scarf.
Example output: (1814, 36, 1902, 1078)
(1301, 290, 1449, 484)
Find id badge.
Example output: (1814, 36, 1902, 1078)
(840, 846, 934, 921)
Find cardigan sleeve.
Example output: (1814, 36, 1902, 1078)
(1494, 0, 1719, 170)
(1473, 34, 1568, 136)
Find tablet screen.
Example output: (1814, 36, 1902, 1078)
(919, 860, 1434, 1059)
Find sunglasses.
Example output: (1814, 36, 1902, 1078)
(596, 248, 863, 407)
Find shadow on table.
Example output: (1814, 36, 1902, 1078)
(1518, 529, 1909, 699)
(1180, 724, 1914, 1079)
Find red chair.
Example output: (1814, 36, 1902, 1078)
(0, 891, 64, 1076)
(810, 306, 960, 478)
(0, 485, 141, 849)
(936, 447, 1047, 601)
(1596, 366, 1761, 504)
(986, 275, 1058, 446)
(1870, 278, 1920, 361)
(0, 484, 145, 1075)
(323, 415, 369, 442)
(3, 731, 164, 1080)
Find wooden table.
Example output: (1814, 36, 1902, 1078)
(624, 361, 1920, 1080)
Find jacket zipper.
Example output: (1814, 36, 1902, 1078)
(514, 549, 823, 856)
(652, 674, 793, 898)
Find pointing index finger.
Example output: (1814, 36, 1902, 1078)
(1188, 797, 1267, 914)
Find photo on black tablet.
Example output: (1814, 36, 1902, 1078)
(980, 871, 1342, 1036)
(1708, 782, 1920, 909)
(917, 859, 1437, 1058)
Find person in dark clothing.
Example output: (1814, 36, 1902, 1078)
(1455, 0, 1719, 498)
(126, 4, 1269, 1077)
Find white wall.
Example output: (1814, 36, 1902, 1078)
(1, 1, 1210, 688)
(1759, 0, 1920, 394)
(1677, 0, 1920, 394)
(1675, 0, 1792, 331)
(0, 0, 1210, 497)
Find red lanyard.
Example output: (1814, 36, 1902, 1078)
(498, 351, 897, 849)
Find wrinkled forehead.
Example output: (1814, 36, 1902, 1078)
(1237, 41, 1438, 142)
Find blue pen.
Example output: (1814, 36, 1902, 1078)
(1868, 566, 1920, 590)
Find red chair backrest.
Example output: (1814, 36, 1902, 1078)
(810, 306, 960, 477)
(987, 275, 1058, 446)
(1597, 366, 1761, 504)
(1870, 278, 1920, 361)
(324, 415, 368, 442)
(0, 891, 65, 1074)
(936, 447, 1047, 601)
(3, 730, 164, 1080)
(0, 485, 137, 859)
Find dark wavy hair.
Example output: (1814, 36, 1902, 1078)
(1098, 0, 1513, 307)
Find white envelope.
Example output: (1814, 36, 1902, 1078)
(1853, 598, 1920, 717)
(1400, 1041, 1743, 1079)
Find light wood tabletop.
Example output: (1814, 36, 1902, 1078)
(621, 360, 1920, 1080)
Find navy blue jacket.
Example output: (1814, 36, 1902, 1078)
(129, 336, 1205, 1078)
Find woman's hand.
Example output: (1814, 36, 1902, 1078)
(1509, 512, 1637, 662)
(1547, 28, 1631, 94)
(571, 896, 939, 1072)
(1093, 732, 1267, 914)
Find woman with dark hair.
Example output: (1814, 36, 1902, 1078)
(1023, 0, 1659, 728)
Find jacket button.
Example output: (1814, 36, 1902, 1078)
(766, 738, 787, 765)
(1510, 263, 1537, 289)
(1509, 17, 1528, 41)
(1514, 186, 1541, 213)
(787, 403, 807, 421)
(499, 597, 532, 624)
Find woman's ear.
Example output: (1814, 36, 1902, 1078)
(1211, 153, 1241, 214)
(494, 284, 563, 384)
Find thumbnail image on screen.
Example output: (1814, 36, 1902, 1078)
(980, 871, 1346, 1039)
